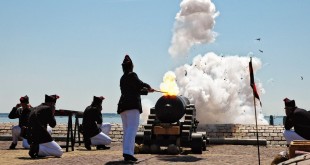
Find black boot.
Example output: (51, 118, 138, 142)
(84, 138, 91, 150)
(96, 145, 110, 150)
(9, 142, 17, 149)
(123, 153, 138, 162)
(29, 143, 39, 159)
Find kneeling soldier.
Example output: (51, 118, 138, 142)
(8, 95, 32, 149)
(27, 94, 63, 158)
(82, 96, 112, 150)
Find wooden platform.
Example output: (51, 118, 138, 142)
(153, 126, 180, 135)
(289, 140, 310, 158)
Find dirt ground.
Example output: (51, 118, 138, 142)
(0, 141, 286, 165)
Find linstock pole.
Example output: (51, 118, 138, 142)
(253, 95, 261, 165)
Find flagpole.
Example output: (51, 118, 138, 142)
(249, 57, 262, 165)
(253, 95, 261, 165)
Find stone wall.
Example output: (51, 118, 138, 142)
(197, 124, 286, 145)
(0, 123, 286, 146)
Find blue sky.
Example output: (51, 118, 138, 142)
(1, 0, 310, 118)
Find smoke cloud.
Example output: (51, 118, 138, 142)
(173, 52, 267, 124)
(165, 0, 267, 124)
(141, 99, 154, 124)
(168, 0, 219, 58)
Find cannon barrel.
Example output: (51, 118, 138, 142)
(154, 95, 190, 123)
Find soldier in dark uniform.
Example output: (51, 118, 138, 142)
(27, 94, 63, 158)
(82, 96, 112, 150)
(8, 95, 32, 149)
(117, 55, 154, 162)
(283, 98, 310, 144)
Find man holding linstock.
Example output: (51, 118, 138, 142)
(27, 94, 63, 158)
(283, 98, 310, 144)
(117, 55, 155, 162)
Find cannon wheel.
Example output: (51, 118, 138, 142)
(191, 133, 203, 154)
(202, 133, 208, 151)
(148, 114, 157, 120)
(143, 129, 152, 145)
(202, 139, 207, 151)
(135, 132, 144, 145)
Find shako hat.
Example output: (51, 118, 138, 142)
(45, 94, 60, 103)
(92, 96, 105, 105)
(20, 95, 29, 104)
(283, 98, 296, 108)
(121, 55, 134, 73)
(122, 55, 133, 66)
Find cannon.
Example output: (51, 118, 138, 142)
(135, 95, 207, 154)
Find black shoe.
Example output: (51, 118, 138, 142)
(29, 144, 39, 159)
(84, 138, 91, 150)
(9, 142, 17, 149)
(96, 145, 110, 150)
(123, 154, 138, 162)
(85, 143, 91, 150)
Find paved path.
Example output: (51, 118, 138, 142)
(0, 141, 286, 165)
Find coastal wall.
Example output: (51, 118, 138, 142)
(0, 123, 286, 146)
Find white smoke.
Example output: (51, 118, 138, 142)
(173, 52, 267, 124)
(141, 99, 154, 124)
(161, 0, 268, 124)
(168, 0, 219, 58)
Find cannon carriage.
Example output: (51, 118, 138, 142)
(135, 95, 207, 154)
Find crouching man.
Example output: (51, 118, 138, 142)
(283, 98, 310, 144)
(82, 96, 112, 150)
(27, 94, 63, 158)
(8, 95, 32, 149)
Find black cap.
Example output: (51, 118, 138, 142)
(122, 55, 133, 72)
(20, 95, 29, 104)
(45, 94, 60, 103)
(283, 98, 296, 108)
(92, 96, 105, 105)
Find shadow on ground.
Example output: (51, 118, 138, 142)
(18, 156, 48, 160)
(157, 155, 204, 162)
(105, 160, 136, 165)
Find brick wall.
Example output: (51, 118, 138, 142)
(0, 123, 286, 145)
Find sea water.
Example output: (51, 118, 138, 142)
(0, 113, 122, 124)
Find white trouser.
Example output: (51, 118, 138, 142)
(97, 123, 111, 135)
(47, 125, 53, 135)
(121, 109, 140, 156)
(12, 126, 29, 148)
(38, 141, 63, 157)
(283, 130, 306, 144)
(90, 123, 112, 145)
(22, 139, 30, 149)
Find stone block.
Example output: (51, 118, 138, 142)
(269, 133, 278, 137)
(273, 137, 282, 141)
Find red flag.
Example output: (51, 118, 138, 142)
(249, 57, 262, 106)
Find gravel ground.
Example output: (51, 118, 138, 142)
(0, 141, 286, 165)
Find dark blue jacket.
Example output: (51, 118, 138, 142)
(285, 107, 310, 139)
(8, 107, 31, 128)
(117, 72, 150, 114)
(27, 103, 56, 144)
(82, 105, 102, 139)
